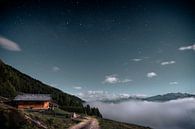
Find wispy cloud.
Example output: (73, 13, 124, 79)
(52, 66, 60, 72)
(50, 83, 58, 87)
(147, 72, 157, 78)
(132, 58, 142, 62)
(120, 79, 132, 83)
(73, 86, 82, 90)
(0, 36, 21, 51)
(161, 61, 175, 66)
(169, 82, 178, 85)
(103, 74, 132, 84)
(178, 44, 195, 51)
(77, 90, 108, 101)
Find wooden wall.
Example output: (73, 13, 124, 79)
(17, 101, 49, 110)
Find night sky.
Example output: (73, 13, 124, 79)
(0, 0, 195, 100)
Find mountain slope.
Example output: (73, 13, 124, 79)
(99, 118, 151, 129)
(0, 59, 84, 108)
(144, 93, 195, 102)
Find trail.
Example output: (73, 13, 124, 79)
(69, 117, 100, 129)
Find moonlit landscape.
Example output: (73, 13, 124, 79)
(0, 0, 195, 129)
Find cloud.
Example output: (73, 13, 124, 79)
(0, 36, 21, 51)
(77, 92, 84, 97)
(161, 61, 175, 66)
(132, 58, 142, 62)
(147, 72, 157, 78)
(119, 93, 130, 98)
(50, 83, 58, 87)
(103, 74, 132, 84)
(179, 44, 195, 51)
(120, 79, 132, 83)
(73, 86, 82, 90)
(88, 98, 195, 129)
(104, 74, 119, 84)
(77, 90, 108, 101)
(169, 82, 178, 85)
(52, 66, 60, 72)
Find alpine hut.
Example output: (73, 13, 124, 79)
(13, 94, 52, 110)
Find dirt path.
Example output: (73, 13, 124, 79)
(69, 117, 100, 129)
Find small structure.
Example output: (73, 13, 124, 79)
(71, 112, 80, 119)
(13, 94, 52, 110)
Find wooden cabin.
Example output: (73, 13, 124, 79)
(13, 94, 52, 110)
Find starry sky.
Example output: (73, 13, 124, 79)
(0, 0, 195, 100)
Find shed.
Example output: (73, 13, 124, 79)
(13, 94, 52, 110)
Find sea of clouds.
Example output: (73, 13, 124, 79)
(88, 98, 195, 129)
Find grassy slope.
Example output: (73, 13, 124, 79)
(0, 103, 37, 129)
(0, 103, 80, 129)
(0, 102, 152, 129)
(99, 118, 152, 129)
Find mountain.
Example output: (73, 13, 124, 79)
(0, 59, 101, 117)
(101, 96, 143, 103)
(101, 93, 195, 103)
(144, 92, 195, 102)
(0, 59, 82, 106)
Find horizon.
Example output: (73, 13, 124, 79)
(1, 58, 195, 101)
(0, 0, 195, 101)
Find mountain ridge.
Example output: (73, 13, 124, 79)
(101, 92, 195, 103)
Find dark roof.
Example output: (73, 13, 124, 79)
(0, 96, 10, 102)
(14, 94, 51, 101)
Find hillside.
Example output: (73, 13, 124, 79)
(0, 102, 152, 129)
(0, 59, 101, 117)
(99, 119, 151, 129)
(0, 59, 82, 106)
(144, 93, 195, 102)
(0, 102, 82, 129)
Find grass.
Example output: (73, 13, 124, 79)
(0, 103, 80, 129)
(0, 103, 36, 129)
(25, 108, 80, 129)
(0, 102, 152, 129)
(99, 118, 152, 129)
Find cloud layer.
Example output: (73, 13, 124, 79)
(89, 98, 195, 129)
(0, 36, 21, 51)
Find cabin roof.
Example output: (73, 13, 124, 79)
(14, 94, 51, 101)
